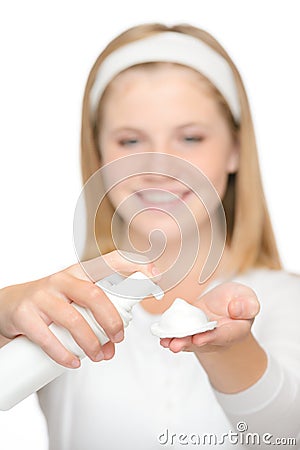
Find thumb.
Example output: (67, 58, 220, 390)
(228, 296, 260, 320)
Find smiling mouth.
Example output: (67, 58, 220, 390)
(135, 189, 191, 209)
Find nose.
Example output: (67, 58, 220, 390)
(133, 151, 185, 186)
(143, 151, 176, 178)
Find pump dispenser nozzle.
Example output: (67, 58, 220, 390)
(97, 271, 164, 301)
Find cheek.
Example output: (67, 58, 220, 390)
(105, 182, 130, 207)
(188, 154, 230, 199)
(104, 177, 141, 223)
(206, 167, 229, 199)
(100, 146, 123, 166)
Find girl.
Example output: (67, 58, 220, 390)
(1, 23, 300, 449)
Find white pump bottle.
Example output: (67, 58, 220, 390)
(0, 272, 163, 410)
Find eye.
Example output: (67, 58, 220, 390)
(183, 136, 204, 143)
(119, 138, 140, 146)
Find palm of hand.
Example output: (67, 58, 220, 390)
(160, 281, 260, 354)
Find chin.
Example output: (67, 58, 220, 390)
(130, 212, 181, 237)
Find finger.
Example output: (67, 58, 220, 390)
(40, 295, 107, 362)
(101, 340, 115, 360)
(228, 297, 260, 319)
(73, 251, 161, 283)
(160, 338, 172, 348)
(197, 282, 259, 317)
(17, 307, 81, 368)
(58, 275, 125, 344)
(192, 320, 251, 347)
(167, 336, 192, 353)
(49, 272, 124, 344)
(104, 250, 161, 279)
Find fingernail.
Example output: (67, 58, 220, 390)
(71, 358, 81, 368)
(233, 301, 243, 317)
(151, 266, 161, 277)
(248, 298, 259, 316)
(112, 330, 124, 343)
(95, 350, 104, 362)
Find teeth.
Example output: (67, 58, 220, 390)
(139, 191, 180, 203)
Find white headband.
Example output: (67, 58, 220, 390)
(90, 32, 240, 122)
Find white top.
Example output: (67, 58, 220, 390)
(38, 269, 300, 449)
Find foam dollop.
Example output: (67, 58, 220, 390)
(150, 298, 217, 338)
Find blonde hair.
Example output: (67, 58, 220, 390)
(80, 23, 281, 273)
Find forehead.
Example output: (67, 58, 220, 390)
(97, 63, 227, 132)
(102, 62, 214, 100)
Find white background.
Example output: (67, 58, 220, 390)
(0, 1, 299, 448)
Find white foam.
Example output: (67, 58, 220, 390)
(150, 298, 217, 338)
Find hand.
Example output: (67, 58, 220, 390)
(0, 251, 159, 368)
(160, 281, 260, 354)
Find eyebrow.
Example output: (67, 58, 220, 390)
(109, 122, 211, 135)
(175, 122, 211, 130)
(109, 127, 143, 135)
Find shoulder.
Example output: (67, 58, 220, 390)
(234, 268, 300, 296)
(234, 269, 300, 294)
